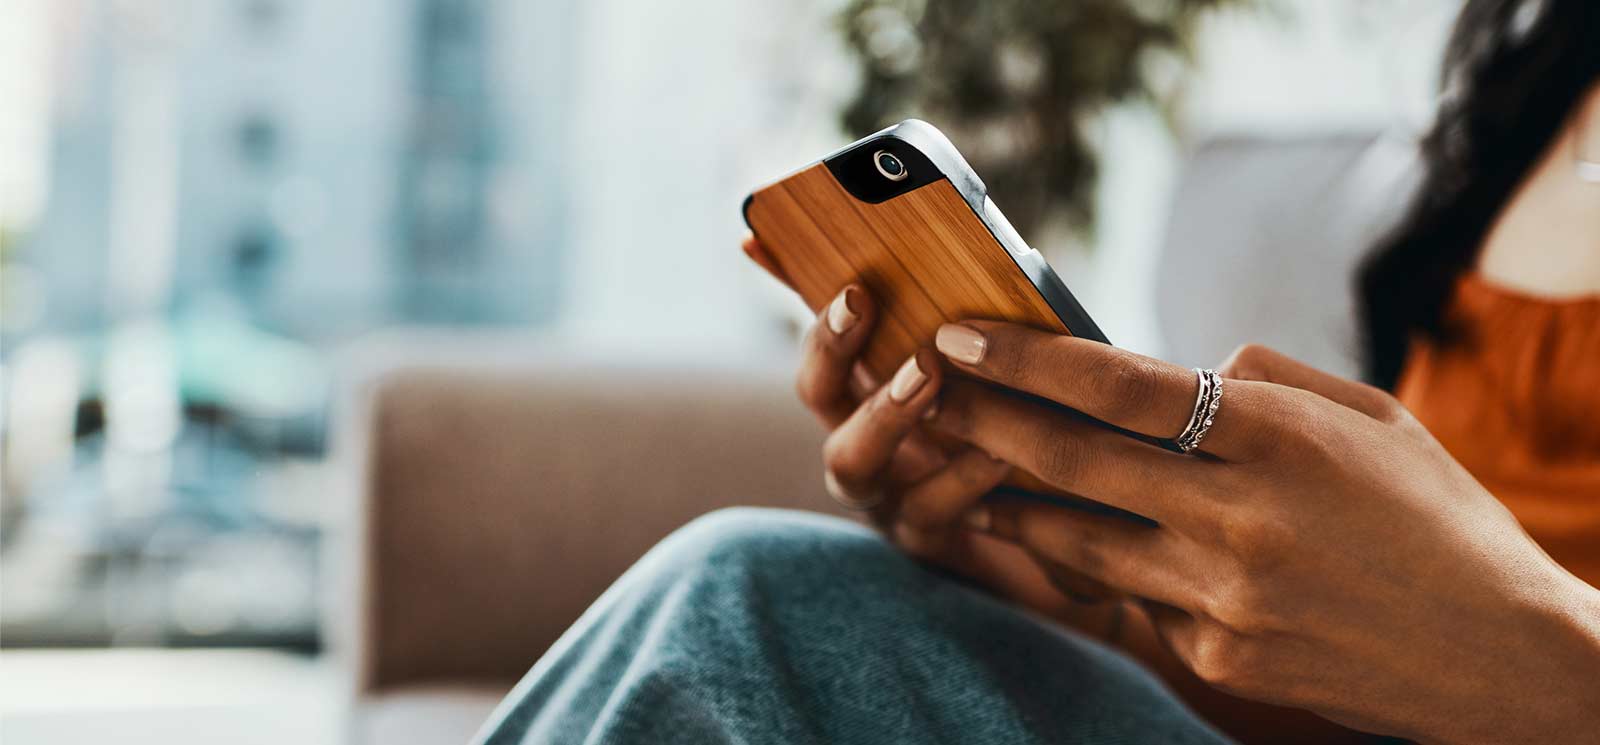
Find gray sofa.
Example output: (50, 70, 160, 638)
(331, 133, 1417, 745)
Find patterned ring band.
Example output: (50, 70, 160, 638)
(1174, 368, 1223, 453)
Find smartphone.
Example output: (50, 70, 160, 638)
(742, 119, 1108, 383)
(744, 120, 1118, 507)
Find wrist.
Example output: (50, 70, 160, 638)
(1530, 576, 1600, 742)
(1462, 573, 1600, 745)
(1408, 569, 1600, 745)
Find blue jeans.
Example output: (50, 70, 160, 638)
(473, 507, 1232, 745)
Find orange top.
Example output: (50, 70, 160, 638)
(1396, 274, 1600, 586)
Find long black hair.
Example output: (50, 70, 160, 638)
(1357, 0, 1600, 389)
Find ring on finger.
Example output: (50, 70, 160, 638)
(823, 469, 885, 511)
(1173, 368, 1223, 453)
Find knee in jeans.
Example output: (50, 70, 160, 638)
(644, 507, 865, 590)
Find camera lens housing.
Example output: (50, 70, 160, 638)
(823, 137, 936, 204)
(872, 150, 908, 182)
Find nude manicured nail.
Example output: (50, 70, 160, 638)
(888, 355, 928, 403)
(826, 287, 860, 335)
(962, 506, 991, 532)
(936, 324, 987, 365)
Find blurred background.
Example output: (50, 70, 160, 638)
(1, 0, 1458, 742)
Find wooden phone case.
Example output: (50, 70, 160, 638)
(744, 121, 1111, 502)
(743, 119, 1106, 383)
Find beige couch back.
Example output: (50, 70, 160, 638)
(350, 361, 832, 691)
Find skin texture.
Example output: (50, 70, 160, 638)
(744, 233, 1600, 744)
(1478, 84, 1600, 295)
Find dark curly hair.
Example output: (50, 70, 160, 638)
(1357, 0, 1600, 389)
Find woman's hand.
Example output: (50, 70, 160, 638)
(926, 321, 1600, 744)
(743, 235, 1120, 615)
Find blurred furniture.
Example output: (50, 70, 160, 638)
(333, 337, 837, 744)
(335, 133, 1418, 745)
(1156, 132, 1417, 377)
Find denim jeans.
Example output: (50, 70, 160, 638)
(473, 507, 1232, 745)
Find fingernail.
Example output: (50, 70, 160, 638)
(921, 398, 940, 421)
(826, 287, 860, 335)
(962, 506, 991, 532)
(936, 324, 987, 365)
(888, 355, 928, 403)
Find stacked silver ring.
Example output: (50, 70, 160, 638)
(1174, 368, 1222, 453)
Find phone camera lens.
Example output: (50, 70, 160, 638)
(873, 150, 908, 182)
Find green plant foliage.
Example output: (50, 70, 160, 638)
(840, 0, 1248, 241)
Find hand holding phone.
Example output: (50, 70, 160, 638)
(742, 119, 1107, 384)
(743, 120, 1120, 511)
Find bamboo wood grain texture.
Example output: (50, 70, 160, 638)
(747, 163, 1068, 382)
(748, 164, 1077, 500)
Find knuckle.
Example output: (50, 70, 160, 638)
(1259, 390, 1328, 457)
(1203, 575, 1281, 637)
(985, 332, 1035, 381)
(1219, 512, 1291, 573)
(1369, 388, 1411, 425)
(1233, 343, 1271, 363)
(1065, 531, 1109, 577)
(1187, 627, 1257, 694)
(1029, 434, 1091, 487)
(820, 434, 871, 485)
(1221, 343, 1270, 378)
(1092, 354, 1163, 422)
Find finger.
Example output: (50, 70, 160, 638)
(927, 381, 1215, 526)
(1218, 344, 1409, 425)
(822, 350, 942, 509)
(844, 365, 962, 499)
(1027, 552, 1121, 605)
(796, 285, 876, 426)
(860, 436, 951, 533)
(847, 363, 880, 401)
(972, 499, 1194, 609)
(1136, 598, 1201, 665)
(934, 321, 1269, 460)
(741, 233, 793, 287)
(891, 447, 1011, 555)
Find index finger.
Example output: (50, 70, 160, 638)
(934, 321, 1271, 460)
(741, 233, 793, 288)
